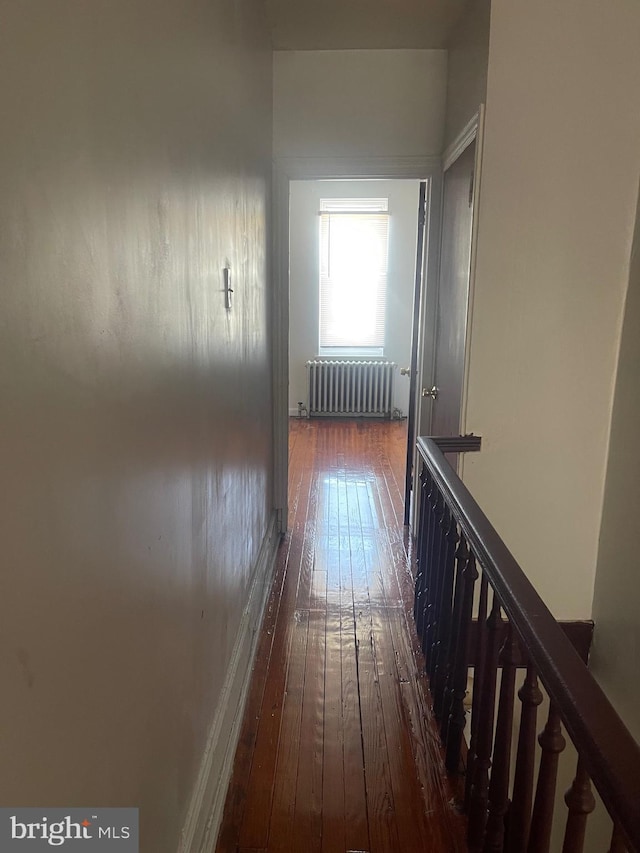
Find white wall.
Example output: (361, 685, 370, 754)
(289, 179, 420, 415)
(461, 0, 640, 618)
(590, 183, 640, 742)
(0, 2, 272, 851)
(443, 0, 491, 148)
(268, 0, 466, 51)
(273, 49, 448, 159)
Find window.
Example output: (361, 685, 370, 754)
(319, 197, 389, 355)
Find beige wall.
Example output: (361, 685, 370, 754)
(0, 1, 272, 850)
(462, 0, 640, 618)
(273, 49, 448, 159)
(288, 179, 420, 415)
(443, 0, 491, 148)
(590, 185, 640, 742)
(268, 0, 466, 51)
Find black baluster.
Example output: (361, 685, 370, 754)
(432, 509, 459, 722)
(562, 756, 595, 853)
(445, 540, 478, 774)
(418, 472, 438, 647)
(484, 623, 519, 852)
(466, 572, 489, 810)
(424, 489, 445, 664)
(467, 593, 502, 851)
(440, 535, 468, 743)
(507, 663, 543, 852)
(527, 703, 566, 853)
(414, 465, 430, 632)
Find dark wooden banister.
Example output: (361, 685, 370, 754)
(418, 436, 640, 851)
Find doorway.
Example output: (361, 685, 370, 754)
(271, 156, 442, 536)
(288, 179, 422, 419)
(428, 138, 476, 440)
(414, 111, 484, 494)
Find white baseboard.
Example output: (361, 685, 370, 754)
(178, 511, 280, 853)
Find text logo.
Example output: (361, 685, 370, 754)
(0, 809, 138, 851)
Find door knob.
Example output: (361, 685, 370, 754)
(400, 366, 411, 376)
(422, 385, 439, 400)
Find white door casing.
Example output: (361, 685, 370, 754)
(418, 108, 485, 484)
(272, 155, 442, 533)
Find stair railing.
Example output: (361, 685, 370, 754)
(414, 436, 640, 853)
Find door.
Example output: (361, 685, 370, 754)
(403, 181, 428, 524)
(427, 138, 476, 441)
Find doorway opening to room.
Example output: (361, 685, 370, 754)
(288, 181, 423, 409)
(286, 177, 427, 527)
(272, 119, 482, 539)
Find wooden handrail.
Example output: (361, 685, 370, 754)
(430, 435, 482, 453)
(416, 436, 640, 851)
(465, 619, 593, 668)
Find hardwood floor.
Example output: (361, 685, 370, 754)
(216, 419, 466, 853)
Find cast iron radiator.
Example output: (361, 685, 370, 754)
(306, 359, 396, 417)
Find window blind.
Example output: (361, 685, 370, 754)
(319, 198, 389, 351)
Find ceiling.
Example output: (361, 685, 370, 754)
(266, 0, 468, 51)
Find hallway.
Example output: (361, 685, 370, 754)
(217, 419, 466, 853)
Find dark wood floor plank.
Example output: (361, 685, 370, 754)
(292, 608, 325, 852)
(340, 600, 371, 853)
(234, 581, 292, 849)
(354, 456, 436, 851)
(317, 437, 348, 852)
(358, 461, 437, 851)
(337, 463, 370, 853)
(321, 606, 345, 853)
(370, 608, 434, 849)
(353, 605, 400, 853)
(216, 542, 289, 853)
(266, 609, 310, 853)
(347, 467, 400, 853)
(295, 471, 319, 612)
(217, 423, 309, 853)
(236, 432, 315, 849)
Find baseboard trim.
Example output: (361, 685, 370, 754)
(178, 511, 280, 853)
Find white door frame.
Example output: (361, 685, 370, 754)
(271, 155, 442, 533)
(459, 106, 485, 460)
(435, 107, 485, 482)
(403, 107, 486, 531)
